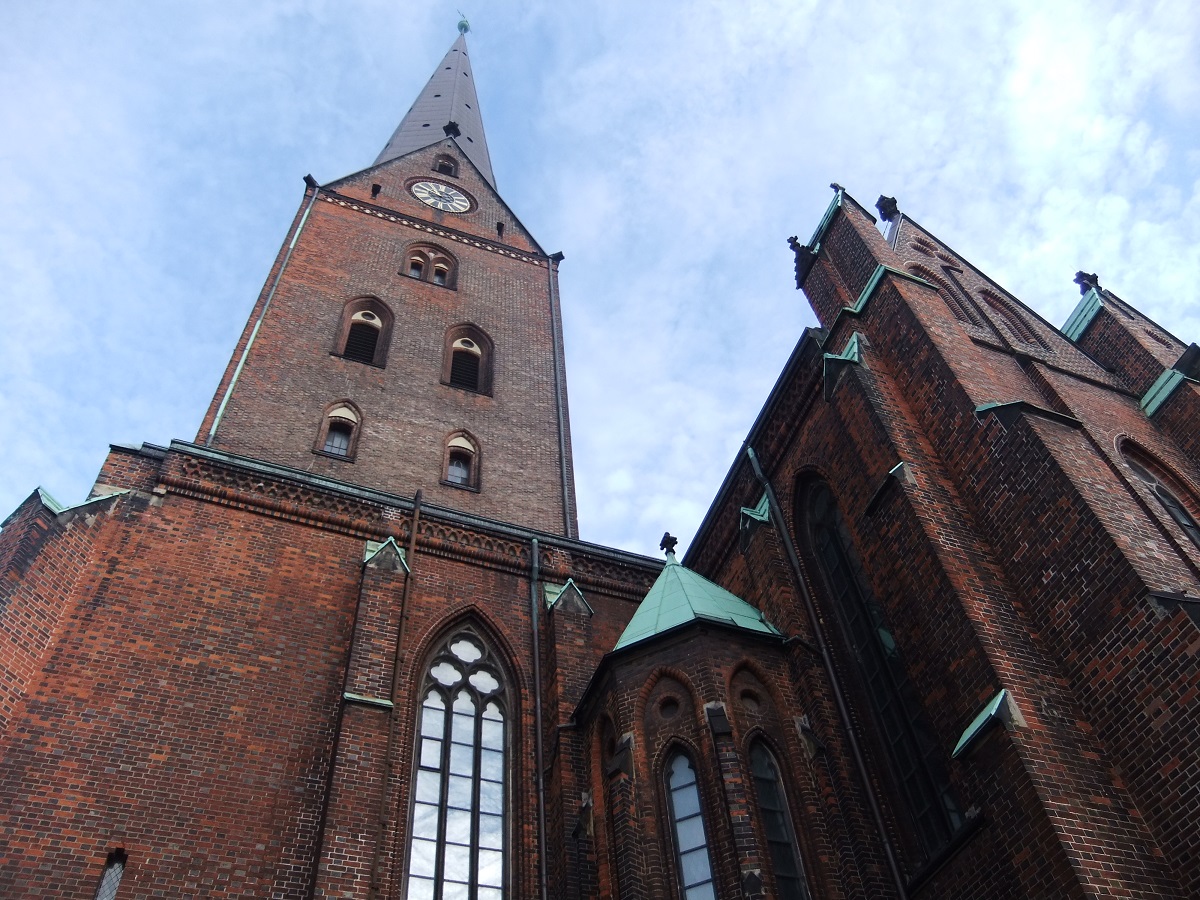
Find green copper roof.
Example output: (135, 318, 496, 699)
(614, 553, 781, 651)
(1062, 287, 1103, 341)
(1141, 368, 1197, 416)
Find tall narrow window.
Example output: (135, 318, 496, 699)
(1123, 446, 1200, 550)
(666, 753, 716, 900)
(407, 630, 506, 900)
(409, 256, 427, 279)
(749, 743, 810, 900)
(94, 849, 127, 900)
(807, 482, 962, 860)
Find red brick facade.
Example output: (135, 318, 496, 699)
(2, 40, 1199, 900)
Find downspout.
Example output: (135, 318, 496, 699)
(206, 175, 321, 446)
(746, 446, 910, 898)
(529, 537, 549, 900)
(546, 253, 574, 538)
(369, 490, 423, 898)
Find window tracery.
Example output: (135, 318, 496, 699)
(406, 629, 507, 900)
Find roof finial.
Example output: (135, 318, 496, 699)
(1074, 271, 1100, 296)
(457, 13, 470, 34)
(659, 532, 679, 558)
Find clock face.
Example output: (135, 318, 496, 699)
(411, 181, 472, 213)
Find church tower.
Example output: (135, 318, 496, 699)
(198, 29, 578, 538)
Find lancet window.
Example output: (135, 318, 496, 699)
(406, 630, 507, 900)
(749, 742, 810, 900)
(665, 752, 717, 900)
(806, 482, 963, 860)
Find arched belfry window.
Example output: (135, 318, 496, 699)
(434, 154, 459, 178)
(1121, 443, 1200, 550)
(335, 297, 394, 367)
(314, 402, 362, 460)
(749, 742, 810, 900)
(442, 325, 494, 396)
(406, 629, 508, 900)
(805, 482, 962, 860)
(665, 752, 717, 900)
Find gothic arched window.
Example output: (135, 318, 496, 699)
(749, 742, 810, 900)
(1122, 444, 1200, 550)
(314, 402, 362, 460)
(404, 244, 458, 289)
(805, 482, 963, 860)
(665, 752, 717, 900)
(442, 324, 494, 396)
(442, 432, 480, 491)
(335, 297, 394, 367)
(406, 630, 507, 900)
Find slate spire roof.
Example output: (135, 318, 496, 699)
(375, 34, 496, 188)
(614, 552, 782, 651)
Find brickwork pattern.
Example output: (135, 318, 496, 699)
(199, 143, 577, 537)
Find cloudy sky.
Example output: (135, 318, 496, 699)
(2, 1, 1197, 556)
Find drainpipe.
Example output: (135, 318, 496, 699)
(369, 490, 423, 898)
(546, 253, 574, 538)
(529, 537, 549, 900)
(746, 446, 910, 898)
(206, 175, 321, 446)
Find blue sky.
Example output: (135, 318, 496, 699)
(1, 1, 1197, 556)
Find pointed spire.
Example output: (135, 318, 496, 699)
(375, 33, 496, 188)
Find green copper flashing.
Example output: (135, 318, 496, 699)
(808, 188, 844, 251)
(845, 264, 935, 316)
(364, 536, 410, 571)
(824, 332, 863, 365)
(953, 689, 1008, 758)
(1141, 368, 1197, 417)
(1062, 288, 1103, 342)
(975, 400, 1081, 430)
(739, 493, 770, 525)
(2, 488, 131, 530)
(37, 488, 64, 514)
(614, 552, 781, 651)
(544, 578, 592, 612)
(343, 691, 394, 710)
